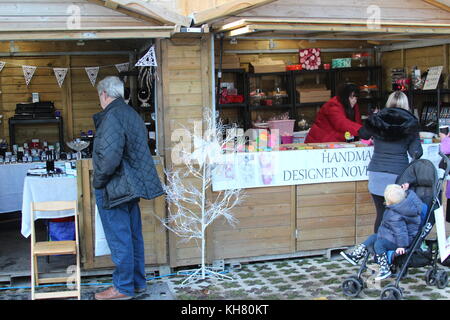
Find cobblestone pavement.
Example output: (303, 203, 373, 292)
(1, 255, 449, 300)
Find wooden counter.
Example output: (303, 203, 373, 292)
(76, 158, 167, 270)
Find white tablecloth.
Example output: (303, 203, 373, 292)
(21, 176, 77, 238)
(0, 163, 45, 213)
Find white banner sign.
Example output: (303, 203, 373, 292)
(434, 205, 450, 263)
(212, 143, 441, 191)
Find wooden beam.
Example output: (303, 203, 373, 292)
(63, 56, 74, 141)
(89, 0, 192, 26)
(192, 0, 276, 26)
(0, 27, 175, 41)
(423, 0, 450, 12)
(224, 22, 450, 38)
(218, 18, 450, 33)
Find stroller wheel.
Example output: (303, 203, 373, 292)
(380, 285, 403, 300)
(341, 276, 363, 297)
(436, 270, 448, 289)
(425, 268, 437, 286)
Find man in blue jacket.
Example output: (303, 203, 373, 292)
(93, 76, 164, 300)
(341, 183, 423, 281)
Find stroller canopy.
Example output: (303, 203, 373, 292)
(395, 159, 439, 209)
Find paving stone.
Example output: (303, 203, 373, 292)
(0, 255, 449, 300)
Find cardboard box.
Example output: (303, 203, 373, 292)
(250, 58, 286, 73)
(215, 54, 240, 69)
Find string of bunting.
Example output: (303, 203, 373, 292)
(0, 45, 157, 87)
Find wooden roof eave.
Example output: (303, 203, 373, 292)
(191, 0, 276, 26)
(87, 0, 192, 27)
(0, 26, 177, 41)
(422, 0, 450, 13)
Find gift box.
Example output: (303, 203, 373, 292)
(299, 48, 322, 70)
(332, 58, 352, 69)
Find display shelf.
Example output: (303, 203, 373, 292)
(215, 68, 249, 130)
(8, 117, 64, 150)
(249, 104, 292, 110)
(215, 66, 383, 131)
(218, 103, 247, 108)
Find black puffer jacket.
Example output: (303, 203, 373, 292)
(359, 107, 423, 175)
(92, 98, 164, 209)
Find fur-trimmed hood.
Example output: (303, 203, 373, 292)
(364, 107, 419, 141)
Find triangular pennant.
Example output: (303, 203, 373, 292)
(0, 61, 5, 73)
(115, 62, 129, 73)
(22, 65, 37, 85)
(85, 66, 99, 87)
(135, 45, 157, 67)
(115, 62, 129, 84)
(53, 68, 68, 88)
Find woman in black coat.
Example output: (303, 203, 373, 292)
(358, 91, 423, 232)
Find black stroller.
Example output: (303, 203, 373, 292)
(341, 152, 450, 300)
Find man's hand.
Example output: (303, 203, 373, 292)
(396, 248, 406, 255)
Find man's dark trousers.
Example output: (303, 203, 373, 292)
(95, 188, 147, 297)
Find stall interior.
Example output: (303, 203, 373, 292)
(0, 38, 158, 281)
(215, 39, 450, 146)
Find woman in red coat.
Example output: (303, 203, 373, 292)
(305, 83, 362, 143)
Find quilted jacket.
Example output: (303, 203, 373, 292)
(377, 190, 423, 248)
(358, 107, 423, 175)
(92, 98, 164, 209)
(305, 96, 362, 143)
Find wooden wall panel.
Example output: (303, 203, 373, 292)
(0, 56, 64, 145)
(0, 52, 129, 146)
(70, 55, 129, 138)
(210, 186, 295, 260)
(297, 182, 356, 251)
(161, 36, 215, 268)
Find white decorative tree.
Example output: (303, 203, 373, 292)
(159, 108, 244, 284)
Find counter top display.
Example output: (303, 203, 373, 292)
(212, 142, 441, 191)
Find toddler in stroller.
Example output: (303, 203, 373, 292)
(341, 183, 425, 281)
(340, 156, 449, 299)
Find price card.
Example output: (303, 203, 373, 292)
(423, 66, 443, 90)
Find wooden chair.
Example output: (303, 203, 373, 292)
(30, 200, 81, 300)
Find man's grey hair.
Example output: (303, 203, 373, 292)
(97, 76, 124, 99)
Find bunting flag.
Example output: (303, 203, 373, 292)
(53, 68, 69, 88)
(0, 61, 5, 73)
(135, 45, 157, 67)
(115, 62, 129, 73)
(115, 62, 129, 83)
(22, 65, 37, 85)
(85, 66, 99, 87)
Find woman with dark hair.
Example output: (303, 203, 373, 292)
(358, 91, 423, 232)
(305, 83, 363, 143)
